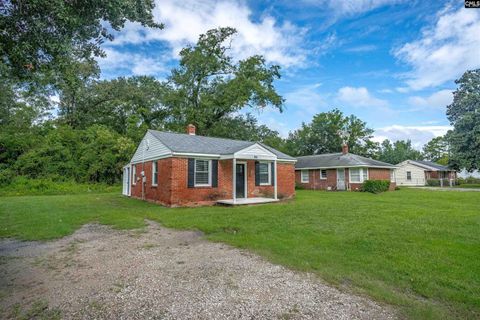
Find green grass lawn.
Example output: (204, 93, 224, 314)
(455, 184, 480, 189)
(1, 189, 479, 319)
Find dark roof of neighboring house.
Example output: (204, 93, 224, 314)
(295, 153, 396, 169)
(148, 130, 295, 161)
(408, 160, 452, 171)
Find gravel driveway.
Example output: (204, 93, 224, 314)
(0, 221, 395, 319)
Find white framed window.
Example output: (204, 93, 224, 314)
(390, 169, 395, 182)
(407, 171, 412, 180)
(350, 168, 361, 183)
(349, 168, 368, 183)
(259, 162, 271, 185)
(152, 161, 158, 186)
(301, 170, 309, 183)
(132, 164, 136, 185)
(363, 168, 368, 181)
(194, 159, 211, 187)
(320, 169, 327, 180)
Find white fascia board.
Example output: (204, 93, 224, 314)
(220, 154, 295, 162)
(295, 165, 397, 170)
(171, 152, 221, 158)
(277, 159, 297, 163)
(131, 152, 223, 164)
(130, 153, 173, 165)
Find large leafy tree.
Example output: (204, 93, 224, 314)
(58, 76, 167, 141)
(377, 140, 422, 164)
(0, 0, 162, 85)
(162, 27, 284, 134)
(56, 60, 100, 128)
(446, 69, 480, 171)
(422, 136, 449, 165)
(284, 109, 377, 157)
(206, 114, 285, 151)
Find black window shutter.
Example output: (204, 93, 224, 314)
(271, 162, 275, 186)
(188, 158, 195, 188)
(212, 160, 218, 187)
(255, 161, 260, 186)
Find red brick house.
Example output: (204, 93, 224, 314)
(295, 145, 396, 191)
(122, 125, 296, 206)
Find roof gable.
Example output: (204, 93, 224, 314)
(130, 131, 171, 163)
(233, 143, 276, 160)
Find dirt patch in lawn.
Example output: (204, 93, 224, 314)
(0, 221, 396, 319)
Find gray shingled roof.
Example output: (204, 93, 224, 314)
(295, 153, 396, 169)
(409, 160, 452, 171)
(148, 130, 295, 160)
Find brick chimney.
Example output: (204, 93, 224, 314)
(342, 144, 349, 154)
(186, 124, 196, 135)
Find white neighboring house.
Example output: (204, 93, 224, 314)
(395, 160, 457, 186)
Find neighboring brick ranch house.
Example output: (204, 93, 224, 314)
(395, 160, 457, 186)
(295, 145, 396, 191)
(122, 125, 296, 206)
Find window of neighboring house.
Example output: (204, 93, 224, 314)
(407, 171, 412, 180)
(132, 164, 136, 185)
(152, 161, 158, 186)
(301, 170, 309, 183)
(362, 168, 368, 181)
(350, 168, 361, 183)
(194, 159, 211, 186)
(259, 162, 271, 185)
(349, 168, 368, 183)
(390, 169, 395, 182)
(320, 169, 327, 180)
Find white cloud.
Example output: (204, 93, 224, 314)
(394, 6, 480, 90)
(378, 88, 393, 93)
(395, 87, 410, 93)
(337, 86, 389, 108)
(408, 89, 453, 109)
(97, 48, 168, 76)
(304, 0, 405, 17)
(345, 44, 377, 53)
(108, 0, 308, 68)
(373, 125, 451, 149)
(259, 116, 292, 137)
(284, 83, 328, 116)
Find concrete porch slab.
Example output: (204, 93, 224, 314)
(217, 197, 279, 205)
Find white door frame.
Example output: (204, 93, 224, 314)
(235, 161, 247, 199)
(337, 168, 346, 190)
(127, 166, 131, 196)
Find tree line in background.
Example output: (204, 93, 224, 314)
(1, 2, 478, 185)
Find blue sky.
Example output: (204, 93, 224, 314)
(98, 0, 480, 148)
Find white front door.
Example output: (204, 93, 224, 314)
(337, 168, 346, 190)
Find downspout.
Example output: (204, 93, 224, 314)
(142, 140, 146, 200)
(233, 157, 236, 204)
(274, 159, 278, 200)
